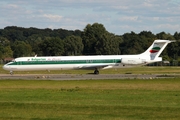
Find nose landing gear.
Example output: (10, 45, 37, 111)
(10, 71, 13, 75)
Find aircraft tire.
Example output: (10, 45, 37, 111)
(94, 68, 99, 74)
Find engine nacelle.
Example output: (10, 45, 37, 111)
(121, 58, 146, 65)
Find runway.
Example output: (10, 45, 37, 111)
(0, 74, 174, 80)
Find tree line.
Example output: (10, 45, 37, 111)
(0, 23, 180, 64)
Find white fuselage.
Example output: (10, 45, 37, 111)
(3, 54, 159, 71)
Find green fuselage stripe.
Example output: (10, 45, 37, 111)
(8, 59, 121, 65)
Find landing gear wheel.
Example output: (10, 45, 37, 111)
(94, 68, 99, 74)
(10, 71, 13, 75)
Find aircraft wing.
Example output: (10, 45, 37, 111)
(77, 65, 113, 70)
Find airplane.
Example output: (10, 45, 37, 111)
(3, 39, 173, 75)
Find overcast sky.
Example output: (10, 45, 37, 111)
(0, 0, 180, 35)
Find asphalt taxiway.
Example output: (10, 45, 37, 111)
(0, 74, 174, 80)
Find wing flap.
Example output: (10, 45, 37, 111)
(77, 65, 111, 70)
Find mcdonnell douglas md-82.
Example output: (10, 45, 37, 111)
(3, 39, 173, 74)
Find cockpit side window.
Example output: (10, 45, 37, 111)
(5, 59, 15, 64)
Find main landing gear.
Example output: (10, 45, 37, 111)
(94, 68, 99, 74)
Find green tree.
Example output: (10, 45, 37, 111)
(139, 31, 155, 50)
(121, 32, 144, 54)
(0, 37, 13, 59)
(40, 37, 64, 56)
(166, 41, 179, 61)
(82, 23, 122, 55)
(174, 32, 180, 40)
(12, 41, 32, 58)
(27, 34, 43, 56)
(64, 35, 84, 55)
(82, 23, 107, 55)
(95, 33, 122, 55)
(173, 32, 180, 62)
(3, 26, 26, 42)
(156, 32, 174, 40)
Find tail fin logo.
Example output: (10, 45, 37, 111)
(150, 47, 161, 53)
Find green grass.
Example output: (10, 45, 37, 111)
(0, 79, 180, 120)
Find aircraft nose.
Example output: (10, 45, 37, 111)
(3, 64, 10, 71)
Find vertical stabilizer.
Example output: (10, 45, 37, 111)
(141, 40, 173, 60)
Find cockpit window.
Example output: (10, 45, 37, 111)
(11, 59, 15, 62)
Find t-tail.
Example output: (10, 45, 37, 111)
(140, 39, 174, 63)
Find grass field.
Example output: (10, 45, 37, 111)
(0, 65, 180, 119)
(0, 79, 180, 120)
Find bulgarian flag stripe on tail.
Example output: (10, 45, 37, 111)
(150, 47, 160, 53)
